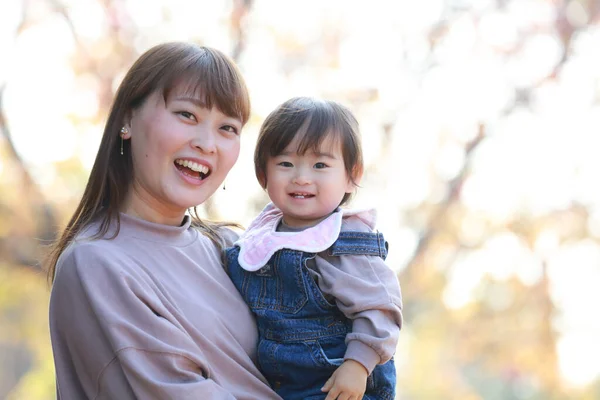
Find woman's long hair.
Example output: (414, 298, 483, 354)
(46, 42, 250, 282)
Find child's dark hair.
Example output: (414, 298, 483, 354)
(254, 97, 363, 206)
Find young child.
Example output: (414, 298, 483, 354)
(226, 97, 403, 400)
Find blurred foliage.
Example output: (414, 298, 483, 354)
(0, 264, 54, 399)
(1, 0, 600, 399)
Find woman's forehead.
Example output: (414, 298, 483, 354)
(166, 81, 205, 101)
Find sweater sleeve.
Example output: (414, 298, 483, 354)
(313, 251, 403, 374)
(50, 243, 236, 400)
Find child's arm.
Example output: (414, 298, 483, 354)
(313, 251, 403, 373)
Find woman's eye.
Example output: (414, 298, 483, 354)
(177, 111, 196, 121)
(278, 161, 293, 167)
(221, 125, 239, 135)
(314, 162, 328, 169)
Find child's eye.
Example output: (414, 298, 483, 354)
(177, 111, 197, 121)
(221, 125, 239, 135)
(314, 162, 328, 169)
(278, 161, 293, 167)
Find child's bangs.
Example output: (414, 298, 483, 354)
(296, 116, 341, 154)
(291, 108, 344, 156)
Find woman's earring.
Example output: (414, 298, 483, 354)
(222, 181, 226, 191)
(120, 127, 128, 155)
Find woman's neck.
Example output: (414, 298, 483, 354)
(121, 189, 187, 227)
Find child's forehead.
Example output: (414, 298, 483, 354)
(281, 131, 342, 154)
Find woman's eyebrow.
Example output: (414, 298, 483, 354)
(173, 96, 207, 108)
(171, 96, 241, 123)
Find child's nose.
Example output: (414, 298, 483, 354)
(292, 171, 311, 185)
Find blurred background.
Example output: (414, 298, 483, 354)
(1, 0, 599, 399)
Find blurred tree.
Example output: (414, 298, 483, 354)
(1, 0, 599, 399)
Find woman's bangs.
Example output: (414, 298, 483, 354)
(162, 56, 249, 123)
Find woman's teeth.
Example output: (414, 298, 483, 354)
(175, 159, 209, 174)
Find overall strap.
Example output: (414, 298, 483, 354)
(327, 231, 388, 260)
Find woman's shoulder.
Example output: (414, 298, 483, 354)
(217, 225, 242, 247)
(54, 231, 130, 287)
(191, 220, 243, 248)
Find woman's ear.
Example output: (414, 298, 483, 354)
(120, 124, 132, 139)
(122, 110, 135, 139)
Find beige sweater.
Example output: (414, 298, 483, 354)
(49, 213, 280, 400)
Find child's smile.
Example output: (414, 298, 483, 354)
(289, 191, 315, 199)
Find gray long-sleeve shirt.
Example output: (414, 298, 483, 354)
(49, 213, 280, 400)
(277, 213, 403, 373)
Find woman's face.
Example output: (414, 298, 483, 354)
(122, 87, 242, 224)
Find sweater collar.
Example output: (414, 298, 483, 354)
(112, 212, 197, 246)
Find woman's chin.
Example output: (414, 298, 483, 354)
(174, 193, 214, 211)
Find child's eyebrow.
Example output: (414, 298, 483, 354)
(314, 151, 337, 159)
(278, 150, 337, 158)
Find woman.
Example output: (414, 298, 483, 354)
(47, 42, 280, 399)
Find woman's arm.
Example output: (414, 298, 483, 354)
(96, 349, 236, 400)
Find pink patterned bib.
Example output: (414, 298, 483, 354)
(235, 203, 377, 271)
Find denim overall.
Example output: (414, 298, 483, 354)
(226, 231, 396, 400)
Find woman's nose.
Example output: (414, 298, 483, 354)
(191, 126, 217, 154)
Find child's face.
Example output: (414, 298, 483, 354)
(265, 133, 354, 228)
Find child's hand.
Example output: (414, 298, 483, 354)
(321, 359, 368, 400)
